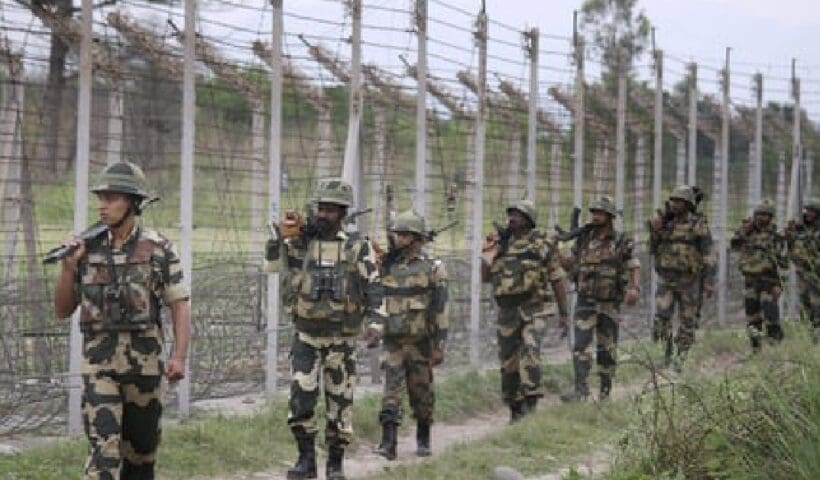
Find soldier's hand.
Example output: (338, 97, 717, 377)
(165, 357, 186, 383)
(649, 211, 663, 231)
(280, 210, 304, 238)
(558, 315, 569, 338)
(364, 327, 381, 349)
(741, 218, 753, 235)
(625, 287, 640, 306)
(772, 285, 782, 299)
(431, 348, 444, 367)
(60, 235, 85, 271)
(703, 284, 715, 299)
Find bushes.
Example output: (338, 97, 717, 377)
(610, 324, 820, 480)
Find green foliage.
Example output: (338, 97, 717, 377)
(580, 0, 651, 72)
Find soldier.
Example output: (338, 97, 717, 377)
(559, 196, 640, 402)
(731, 200, 787, 351)
(785, 199, 820, 342)
(481, 200, 568, 422)
(53, 161, 191, 480)
(364, 210, 448, 460)
(265, 178, 382, 480)
(649, 185, 716, 370)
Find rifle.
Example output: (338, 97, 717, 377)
(344, 207, 373, 224)
(425, 220, 458, 242)
(43, 197, 160, 264)
(554, 207, 595, 242)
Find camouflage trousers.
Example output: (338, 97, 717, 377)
(654, 277, 699, 357)
(571, 298, 619, 387)
(288, 333, 357, 446)
(743, 277, 783, 345)
(798, 276, 820, 328)
(379, 336, 434, 426)
(496, 301, 547, 405)
(81, 371, 163, 480)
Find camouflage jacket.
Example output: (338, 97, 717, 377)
(730, 222, 787, 281)
(786, 220, 820, 280)
(279, 230, 382, 337)
(372, 250, 448, 349)
(649, 211, 716, 284)
(74, 223, 189, 375)
(569, 228, 640, 303)
(487, 228, 565, 312)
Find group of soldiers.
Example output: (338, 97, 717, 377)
(54, 162, 819, 480)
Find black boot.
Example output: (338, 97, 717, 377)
(508, 401, 525, 423)
(375, 422, 397, 460)
(522, 396, 538, 414)
(599, 374, 612, 401)
(286, 433, 317, 480)
(326, 445, 346, 480)
(416, 421, 432, 457)
(766, 323, 784, 344)
(560, 359, 590, 403)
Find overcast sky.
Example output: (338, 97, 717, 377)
(2, 0, 819, 118)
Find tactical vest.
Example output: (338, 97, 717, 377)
(790, 223, 820, 277)
(490, 229, 550, 302)
(381, 255, 436, 337)
(79, 229, 161, 333)
(292, 237, 366, 336)
(575, 232, 627, 302)
(736, 226, 780, 277)
(655, 214, 705, 277)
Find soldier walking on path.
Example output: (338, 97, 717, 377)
(559, 196, 640, 402)
(481, 200, 568, 422)
(53, 161, 191, 480)
(265, 178, 383, 480)
(364, 210, 448, 461)
(648, 185, 716, 371)
(731, 200, 788, 352)
(785, 199, 820, 343)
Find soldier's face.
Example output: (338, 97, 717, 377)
(755, 213, 772, 227)
(507, 209, 530, 232)
(806, 208, 818, 223)
(670, 199, 687, 215)
(393, 231, 421, 249)
(590, 210, 611, 225)
(96, 192, 131, 225)
(315, 203, 344, 226)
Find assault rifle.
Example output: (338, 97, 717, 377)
(554, 207, 595, 242)
(43, 197, 160, 264)
(425, 220, 458, 242)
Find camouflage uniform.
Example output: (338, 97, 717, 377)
(370, 210, 448, 459)
(649, 186, 716, 365)
(730, 200, 787, 350)
(70, 162, 189, 480)
(267, 178, 381, 480)
(786, 200, 820, 337)
(564, 197, 640, 400)
(484, 200, 565, 420)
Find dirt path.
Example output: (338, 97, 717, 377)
(213, 410, 509, 480)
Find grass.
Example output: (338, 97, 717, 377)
(0, 368, 505, 479)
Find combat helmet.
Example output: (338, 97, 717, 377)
(753, 199, 775, 217)
(390, 210, 427, 237)
(507, 199, 537, 227)
(669, 185, 695, 206)
(90, 161, 150, 199)
(588, 195, 618, 217)
(315, 177, 354, 208)
(804, 198, 820, 213)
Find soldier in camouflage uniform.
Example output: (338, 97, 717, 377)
(363, 210, 448, 460)
(54, 162, 191, 480)
(785, 199, 820, 342)
(731, 200, 787, 351)
(481, 200, 568, 422)
(649, 185, 716, 369)
(265, 178, 382, 480)
(559, 197, 640, 402)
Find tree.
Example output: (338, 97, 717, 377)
(580, 0, 651, 77)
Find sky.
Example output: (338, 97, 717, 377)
(2, 0, 820, 118)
